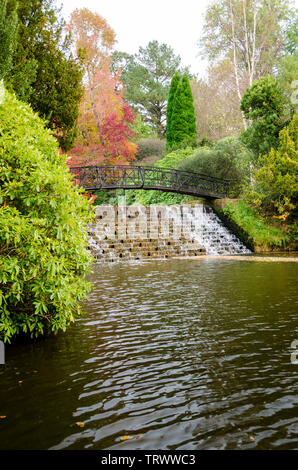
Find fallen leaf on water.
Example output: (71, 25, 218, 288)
(120, 435, 133, 441)
(250, 436, 255, 441)
(76, 422, 85, 428)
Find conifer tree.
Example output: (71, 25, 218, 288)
(170, 74, 197, 146)
(0, 0, 18, 81)
(166, 71, 180, 149)
(6, 0, 83, 151)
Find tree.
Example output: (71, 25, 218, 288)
(170, 74, 197, 146)
(240, 75, 289, 157)
(0, 0, 18, 81)
(191, 59, 244, 141)
(68, 8, 137, 164)
(277, 50, 298, 116)
(166, 71, 181, 149)
(199, 0, 295, 127)
(247, 115, 298, 218)
(7, 0, 83, 151)
(68, 8, 116, 146)
(0, 89, 93, 343)
(112, 41, 187, 136)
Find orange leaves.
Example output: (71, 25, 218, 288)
(120, 435, 133, 441)
(67, 8, 137, 166)
(76, 422, 85, 428)
(120, 433, 143, 441)
(69, 8, 116, 68)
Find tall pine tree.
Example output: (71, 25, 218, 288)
(170, 74, 197, 146)
(166, 71, 180, 149)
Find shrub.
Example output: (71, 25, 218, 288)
(223, 201, 289, 248)
(135, 137, 166, 160)
(177, 137, 251, 197)
(126, 147, 197, 205)
(245, 115, 298, 219)
(0, 90, 94, 343)
(157, 146, 196, 169)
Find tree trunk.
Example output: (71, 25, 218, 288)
(229, 0, 247, 130)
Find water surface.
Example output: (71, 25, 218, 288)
(0, 259, 297, 449)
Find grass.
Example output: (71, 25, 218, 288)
(223, 200, 289, 249)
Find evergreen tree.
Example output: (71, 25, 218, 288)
(240, 75, 289, 157)
(166, 71, 180, 149)
(7, 0, 83, 151)
(112, 41, 188, 136)
(170, 74, 197, 146)
(0, 0, 18, 80)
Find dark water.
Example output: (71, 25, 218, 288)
(0, 259, 298, 450)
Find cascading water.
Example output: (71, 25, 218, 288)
(87, 203, 251, 261)
(185, 204, 251, 255)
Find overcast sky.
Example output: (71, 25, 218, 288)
(61, 0, 211, 77)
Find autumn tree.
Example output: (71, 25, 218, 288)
(68, 8, 137, 164)
(199, 0, 295, 128)
(6, 0, 83, 151)
(112, 41, 188, 136)
(191, 59, 244, 142)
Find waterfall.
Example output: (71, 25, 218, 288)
(88, 203, 251, 261)
(186, 205, 251, 255)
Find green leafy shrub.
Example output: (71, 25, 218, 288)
(245, 115, 298, 219)
(177, 137, 251, 197)
(126, 147, 197, 205)
(0, 90, 94, 343)
(157, 146, 196, 169)
(135, 137, 166, 160)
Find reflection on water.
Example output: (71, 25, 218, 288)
(0, 259, 297, 450)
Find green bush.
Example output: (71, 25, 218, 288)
(135, 137, 166, 160)
(245, 115, 298, 219)
(177, 137, 252, 197)
(157, 146, 196, 169)
(125, 147, 197, 205)
(0, 90, 94, 343)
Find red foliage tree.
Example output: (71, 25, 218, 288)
(67, 8, 137, 167)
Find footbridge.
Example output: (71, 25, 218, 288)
(69, 165, 230, 199)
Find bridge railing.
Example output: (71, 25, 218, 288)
(69, 165, 230, 199)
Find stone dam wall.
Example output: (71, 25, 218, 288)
(87, 205, 206, 262)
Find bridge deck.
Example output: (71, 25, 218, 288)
(69, 165, 230, 199)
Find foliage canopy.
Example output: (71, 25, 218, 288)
(0, 90, 94, 343)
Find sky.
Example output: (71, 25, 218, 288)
(61, 0, 211, 77)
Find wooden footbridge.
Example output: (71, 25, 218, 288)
(69, 165, 230, 199)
